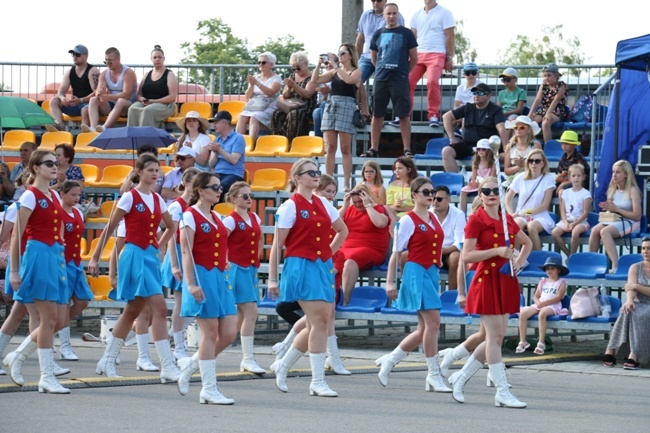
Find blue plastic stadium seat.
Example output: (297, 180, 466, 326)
(439, 290, 466, 317)
(528, 295, 570, 322)
(566, 252, 608, 279)
(258, 286, 277, 309)
(567, 296, 620, 323)
(579, 212, 601, 237)
(605, 254, 642, 281)
(336, 286, 388, 313)
(430, 172, 464, 195)
(518, 250, 562, 278)
(414, 137, 450, 160)
(380, 307, 417, 315)
(543, 140, 564, 162)
(631, 215, 648, 238)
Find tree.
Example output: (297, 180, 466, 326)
(499, 25, 586, 77)
(252, 35, 305, 67)
(454, 20, 477, 65)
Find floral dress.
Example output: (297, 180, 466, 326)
(271, 74, 316, 141)
(534, 81, 568, 120)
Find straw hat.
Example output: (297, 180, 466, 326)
(175, 111, 210, 131)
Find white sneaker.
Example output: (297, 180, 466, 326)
(429, 115, 440, 127)
(95, 125, 104, 132)
(80, 124, 94, 133)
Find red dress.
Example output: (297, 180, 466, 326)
(464, 206, 521, 315)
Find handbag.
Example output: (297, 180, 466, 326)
(352, 106, 366, 129)
(244, 95, 272, 112)
(598, 211, 621, 223)
(569, 287, 601, 319)
(276, 98, 306, 114)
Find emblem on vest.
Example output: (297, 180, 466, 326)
(237, 222, 246, 230)
(200, 222, 211, 233)
(135, 203, 145, 213)
(38, 199, 49, 209)
(418, 224, 427, 232)
(300, 210, 309, 219)
(65, 223, 74, 232)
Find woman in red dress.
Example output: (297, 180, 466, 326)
(450, 176, 532, 408)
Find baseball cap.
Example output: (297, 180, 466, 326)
(542, 63, 562, 76)
(470, 83, 491, 94)
(499, 67, 518, 78)
(68, 45, 88, 55)
(175, 146, 196, 158)
(463, 62, 479, 72)
(209, 110, 233, 123)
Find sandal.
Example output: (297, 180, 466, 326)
(623, 358, 640, 370)
(533, 341, 546, 355)
(359, 148, 379, 158)
(404, 149, 414, 158)
(603, 354, 617, 367)
(515, 341, 530, 354)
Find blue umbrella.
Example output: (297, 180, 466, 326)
(90, 126, 177, 151)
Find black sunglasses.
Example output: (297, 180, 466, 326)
(415, 189, 435, 197)
(480, 187, 500, 196)
(258, 61, 268, 65)
(238, 193, 255, 200)
(202, 184, 223, 192)
(291, 66, 301, 71)
(176, 155, 191, 161)
(472, 91, 488, 96)
(38, 160, 59, 168)
(323, 61, 330, 66)
(297, 169, 321, 178)
(433, 196, 448, 202)
(103, 59, 115, 65)
(501, 77, 513, 83)
(528, 158, 543, 164)
(338, 52, 349, 57)
(464, 70, 477, 76)
(71, 53, 82, 58)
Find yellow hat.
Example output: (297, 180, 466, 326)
(559, 130, 580, 145)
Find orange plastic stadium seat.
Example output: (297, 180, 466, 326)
(160, 165, 174, 175)
(2, 130, 36, 151)
(74, 132, 99, 152)
(243, 135, 253, 153)
(40, 131, 73, 151)
(86, 200, 118, 224)
(86, 275, 113, 301)
(168, 101, 212, 123)
(77, 163, 100, 184)
(249, 168, 287, 192)
(41, 99, 53, 115)
(88, 165, 132, 188)
(80, 236, 115, 262)
(214, 202, 235, 216)
(218, 100, 246, 126)
(277, 136, 325, 157)
(247, 135, 288, 157)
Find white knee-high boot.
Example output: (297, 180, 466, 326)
(325, 335, 351, 375)
(240, 335, 265, 374)
(177, 352, 199, 396)
(0, 332, 13, 376)
(449, 353, 483, 403)
(3, 334, 37, 386)
(438, 343, 470, 376)
(172, 330, 188, 362)
(155, 339, 180, 383)
(490, 363, 526, 408)
(425, 355, 452, 392)
(309, 352, 338, 397)
(271, 328, 298, 366)
(37, 348, 70, 394)
(375, 346, 408, 387)
(58, 327, 79, 361)
(272, 346, 304, 392)
(199, 359, 234, 405)
(135, 333, 158, 372)
(96, 336, 124, 377)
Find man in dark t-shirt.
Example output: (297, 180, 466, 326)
(363, 3, 418, 158)
(442, 82, 509, 172)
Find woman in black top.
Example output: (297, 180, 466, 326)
(127, 45, 178, 128)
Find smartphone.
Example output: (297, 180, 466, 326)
(320, 54, 329, 63)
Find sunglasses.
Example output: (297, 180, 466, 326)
(323, 61, 330, 66)
(258, 61, 268, 65)
(477, 148, 487, 152)
(513, 125, 528, 130)
(238, 193, 255, 200)
(175, 155, 190, 161)
(202, 184, 223, 192)
(338, 52, 349, 57)
(480, 187, 500, 196)
(71, 53, 82, 58)
(103, 59, 115, 65)
(472, 91, 488, 96)
(371, 0, 383, 2)
(528, 158, 543, 165)
(501, 77, 513, 83)
(291, 66, 301, 71)
(464, 70, 477, 76)
(433, 197, 448, 202)
(415, 189, 435, 197)
(297, 169, 321, 178)
(38, 160, 59, 168)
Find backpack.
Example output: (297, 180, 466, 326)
(569, 287, 601, 319)
(568, 96, 594, 123)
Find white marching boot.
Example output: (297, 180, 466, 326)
(324, 335, 351, 375)
(199, 359, 234, 405)
(172, 330, 189, 362)
(240, 335, 265, 374)
(449, 354, 483, 403)
(309, 353, 338, 397)
(0, 332, 12, 376)
(37, 348, 70, 394)
(375, 346, 408, 387)
(3, 334, 37, 386)
(96, 336, 123, 377)
(486, 363, 512, 388)
(135, 333, 159, 372)
(52, 360, 71, 376)
(271, 329, 297, 368)
(490, 363, 526, 408)
(271, 346, 304, 392)
(425, 355, 452, 392)
(155, 339, 181, 383)
(177, 353, 199, 396)
(438, 344, 470, 377)
(57, 327, 79, 361)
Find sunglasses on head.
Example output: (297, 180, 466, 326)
(472, 91, 488, 96)
(464, 70, 477, 76)
(258, 61, 268, 65)
(528, 158, 543, 165)
(291, 66, 301, 71)
(38, 160, 59, 168)
(297, 169, 321, 178)
(480, 187, 500, 196)
(238, 193, 255, 200)
(415, 189, 435, 197)
(433, 196, 448, 202)
(501, 77, 513, 83)
(202, 184, 223, 192)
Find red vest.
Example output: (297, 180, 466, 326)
(63, 207, 85, 266)
(188, 207, 228, 272)
(124, 189, 162, 249)
(284, 194, 332, 261)
(172, 197, 189, 245)
(227, 211, 261, 268)
(24, 187, 64, 246)
(406, 211, 444, 269)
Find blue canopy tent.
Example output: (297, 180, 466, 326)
(595, 34, 650, 205)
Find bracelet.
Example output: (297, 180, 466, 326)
(364, 203, 373, 208)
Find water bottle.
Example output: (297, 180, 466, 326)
(599, 285, 611, 318)
(460, 165, 469, 182)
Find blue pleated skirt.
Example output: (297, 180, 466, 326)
(181, 265, 237, 319)
(111, 243, 163, 301)
(66, 260, 94, 301)
(5, 254, 14, 296)
(280, 257, 335, 303)
(394, 262, 442, 311)
(160, 243, 183, 292)
(14, 240, 67, 304)
(227, 263, 260, 304)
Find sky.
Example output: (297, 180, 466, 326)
(1, 1, 646, 68)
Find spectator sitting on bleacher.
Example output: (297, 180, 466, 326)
(603, 237, 650, 369)
(442, 83, 508, 173)
(588, 160, 642, 273)
(496, 67, 527, 120)
(551, 164, 592, 257)
(386, 156, 418, 218)
(175, 111, 212, 171)
(208, 110, 246, 200)
(46, 44, 99, 132)
(127, 45, 178, 129)
(81, 47, 137, 133)
(359, 160, 386, 205)
(529, 63, 568, 143)
(503, 115, 542, 180)
(554, 130, 590, 196)
(7, 141, 37, 201)
(51, 144, 84, 190)
(162, 146, 196, 205)
(505, 149, 556, 251)
(120, 144, 165, 195)
(0, 162, 12, 205)
(459, 139, 497, 214)
(454, 62, 481, 110)
(431, 185, 465, 291)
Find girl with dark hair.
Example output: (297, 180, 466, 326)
(387, 156, 418, 217)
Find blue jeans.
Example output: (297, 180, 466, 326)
(312, 101, 326, 137)
(216, 173, 243, 202)
(359, 57, 375, 83)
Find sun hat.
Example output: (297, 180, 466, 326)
(175, 111, 210, 131)
(499, 67, 518, 78)
(473, 138, 491, 152)
(558, 130, 580, 145)
(175, 146, 196, 158)
(470, 83, 491, 94)
(208, 110, 232, 124)
(505, 115, 541, 136)
(463, 62, 479, 72)
(538, 256, 569, 277)
(542, 63, 563, 76)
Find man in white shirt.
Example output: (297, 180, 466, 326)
(431, 185, 465, 290)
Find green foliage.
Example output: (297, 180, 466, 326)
(454, 20, 477, 65)
(0, 82, 10, 91)
(252, 35, 305, 66)
(499, 25, 586, 77)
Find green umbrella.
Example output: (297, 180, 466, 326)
(0, 96, 55, 161)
